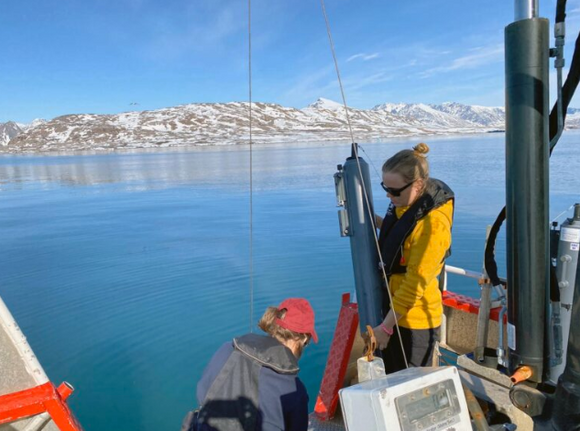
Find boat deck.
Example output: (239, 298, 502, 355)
(308, 413, 345, 431)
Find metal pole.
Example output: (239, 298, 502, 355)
(444, 265, 484, 280)
(475, 283, 492, 363)
(505, 16, 550, 382)
(444, 264, 507, 284)
(476, 227, 494, 363)
(515, 0, 539, 21)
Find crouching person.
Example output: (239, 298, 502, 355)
(182, 298, 318, 431)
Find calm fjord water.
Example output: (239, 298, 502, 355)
(1, 133, 579, 431)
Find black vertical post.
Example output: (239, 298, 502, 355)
(505, 18, 550, 382)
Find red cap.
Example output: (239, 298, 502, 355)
(275, 298, 318, 343)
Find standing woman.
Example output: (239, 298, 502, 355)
(373, 143, 454, 374)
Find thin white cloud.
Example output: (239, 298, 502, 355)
(282, 65, 338, 103)
(347, 54, 363, 62)
(347, 71, 393, 91)
(145, 4, 246, 61)
(347, 52, 380, 62)
(562, 2, 580, 53)
(418, 44, 504, 78)
(362, 53, 380, 61)
(567, 0, 580, 15)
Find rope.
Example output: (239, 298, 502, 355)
(248, 0, 254, 333)
(319, 0, 408, 369)
(358, 144, 383, 179)
(552, 204, 575, 223)
(319, 0, 355, 144)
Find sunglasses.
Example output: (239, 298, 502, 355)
(380, 180, 415, 197)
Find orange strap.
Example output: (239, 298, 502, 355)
(364, 325, 377, 362)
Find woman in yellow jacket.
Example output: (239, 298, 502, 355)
(374, 143, 454, 373)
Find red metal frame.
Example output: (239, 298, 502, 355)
(442, 290, 505, 322)
(314, 293, 359, 421)
(0, 382, 83, 431)
(313, 290, 504, 421)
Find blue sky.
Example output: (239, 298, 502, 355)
(2, 0, 579, 123)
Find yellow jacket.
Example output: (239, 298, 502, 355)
(388, 199, 453, 329)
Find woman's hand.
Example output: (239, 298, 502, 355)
(375, 214, 383, 229)
(373, 325, 391, 350)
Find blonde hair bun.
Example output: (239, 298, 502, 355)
(413, 142, 429, 157)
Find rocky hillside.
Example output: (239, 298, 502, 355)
(2, 99, 507, 153)
(0, 122, 24, 147)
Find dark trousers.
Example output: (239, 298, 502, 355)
(381, 325, 440, 374)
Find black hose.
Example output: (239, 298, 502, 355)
(484, 207, 506, 288)
(550, 28, 580, 152)
(556, 0, 567, 24)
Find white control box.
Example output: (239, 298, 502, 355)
(339, 366, 472, 431)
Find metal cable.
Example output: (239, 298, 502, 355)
(248, 0, 254, 333)
(358, 144, 383, 179)
(319, 0, 355, 144)
(552, 204, 575, 223)
(319, 0, 408, 368)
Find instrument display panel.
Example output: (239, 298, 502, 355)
(395, 379, 462, 431)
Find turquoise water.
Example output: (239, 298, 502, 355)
(0, 133, 579, 431)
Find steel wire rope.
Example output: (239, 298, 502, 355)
(319, 0, 409, 368)
(357, 144, 383, 180)
(552, 204, 575, 223)
(248, 0, 254, 333)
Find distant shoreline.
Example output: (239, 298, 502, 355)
(0, 129, 509, 156)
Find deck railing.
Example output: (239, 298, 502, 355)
(442, 264, 507, 365)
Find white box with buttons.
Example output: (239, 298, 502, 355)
(339, 366, 472, 431)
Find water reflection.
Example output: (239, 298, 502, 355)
(1, 133, 579, 213)
(0, 143, 354, 191)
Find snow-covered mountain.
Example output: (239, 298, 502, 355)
(0, 122, 23, 146)
(1, 119, 47, 147)
(304, 97, 346, 111)
(2, 99, 508, 153)
(372, 102, 505, 129)
(16, 119, 47, 132)
(564, 108, 580, 129)
(430, 102, 505, 127)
